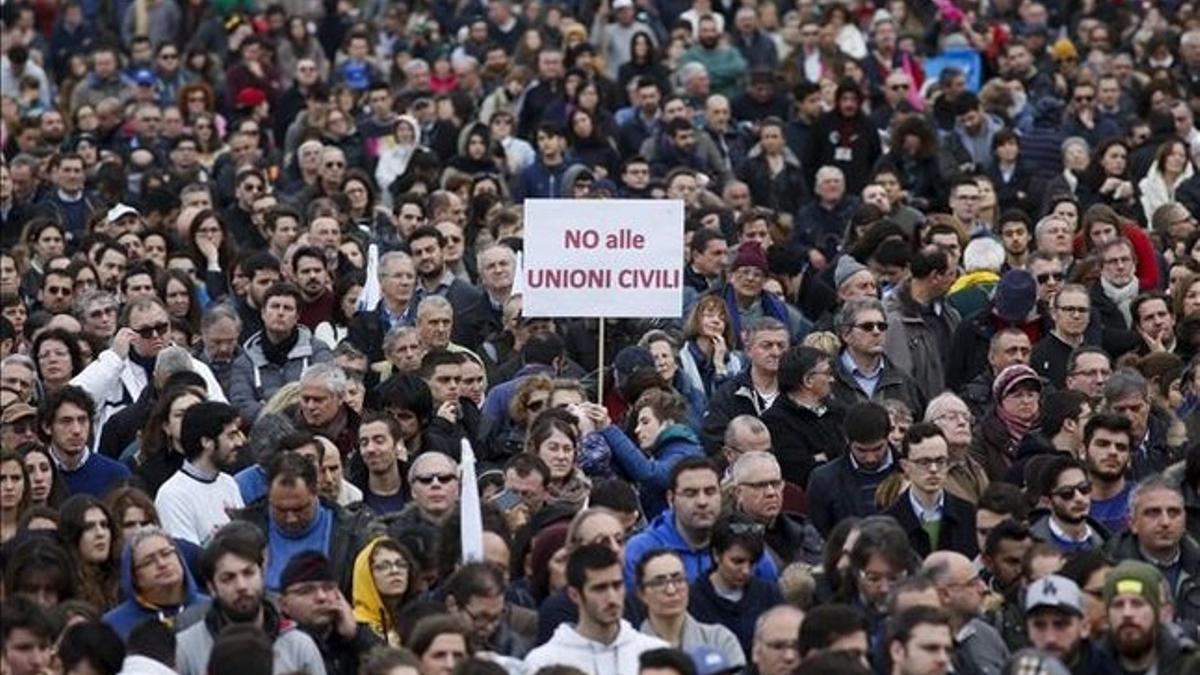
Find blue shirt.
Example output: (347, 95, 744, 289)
(265, 505, 334, 592)
(1090, 482, 1133, 535)
(56, 448, 131, 497)
(840, 351, 883, 399)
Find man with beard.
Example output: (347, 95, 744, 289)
(277, 552, 382, 675)
(176, 525, 326, 675)
(292, 246, 335, 330)
(228, 282, 333, 422)
(408, 226, 484, 350)
(1024, 574, 1118, 675)
(155, 402, 246, 546)
(1102, 561, 1190, 675)
(1081, 414, 1135, 535)
(1030, 456, 1108, 553)
(524, 545, 667, 672)
(681, 15, 747, 100)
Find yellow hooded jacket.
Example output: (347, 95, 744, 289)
(352, 537, 401, 646)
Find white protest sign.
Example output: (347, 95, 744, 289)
(522, 199, 684, 318)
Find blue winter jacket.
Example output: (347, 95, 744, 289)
(601, 424, 704, 520)
(103, 537, 208, 639)
(623, 509, 778, 590)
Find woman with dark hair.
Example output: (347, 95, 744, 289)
(1139, 138, 1194, 223)
(566, 108, 622, 179)
(19, 443, 68, 508)
(0, 450, 31, 543)
(448, 123, 503, 176)
(158, 269, 201, 334)
(3, 536, 77, 609)
(988, 129, 1033, 212)
(408, 614, 473, 674)
(316, 271, 366, 348)
(191, 112, 224, 171)
(688, 513, 784, 652)
(184, 208, 235, 299)
(875, 114, 943, 206)
(130, 386, 206, 496)
(59, 494, 121, 611)
(1078, 137, 1139, 217)
(352, 536, 421, 645)
(32, 327, 84, 395)
(617, 31, 671, 99)
(526, 408, 592, 511)
(276, 16, 330, 87)
(527, 521, 570, 606)
(66, 258, 100, 296)
(341, 170, 392, 237)
(1075, 203, 1162, 290)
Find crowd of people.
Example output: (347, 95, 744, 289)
(3, 0, 1200, 675)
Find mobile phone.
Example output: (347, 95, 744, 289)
(491, 489, 522, 511)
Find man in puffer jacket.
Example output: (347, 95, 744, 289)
(228, 282, 333, 422)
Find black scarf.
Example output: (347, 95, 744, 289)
(129, 348, 157, 381)
(261, 329, 299, 367)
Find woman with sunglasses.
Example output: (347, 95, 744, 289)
(688, 513, 784, 653)
(482, 374, 553, 465)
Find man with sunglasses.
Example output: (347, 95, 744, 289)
(830, 297, 925, 414)
(221, 169, 269, 250)
(1030, 455, 1108, 553)
(71, 296, 224, 438)
(384, 451, 460, 547)
(1, 402, 38, 450)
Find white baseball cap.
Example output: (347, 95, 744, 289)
(106, 203, 140, 224)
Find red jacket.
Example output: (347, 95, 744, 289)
(1073, 222, 1161, 290)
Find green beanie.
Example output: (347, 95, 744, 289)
(1102, 560, 1164, 611)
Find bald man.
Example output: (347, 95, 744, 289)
(922, 551, 1010, 675)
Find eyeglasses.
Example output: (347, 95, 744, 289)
(133, 322, 170, 339)
(642, 573, 687, 591)
(242, 182, 264, 193)
(854, 321, 888, 333)
(371, 559, 409, 573)
(526, 399, 546, 412)
(1056, 304, 1088, 315)
(1052, 482, 1092, 500)
(906, 456, 949, 471)
(1035, 272, 1065, 283)
(413, 472, 457, 485)
(134, 546, 176, 570)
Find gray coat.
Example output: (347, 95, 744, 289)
(639, 615, 746, 669)
(955, 616, 1010, 675)
(883, 279, 961, 401)
(175, 616, 326, 675)
(227, 326, 332, 422)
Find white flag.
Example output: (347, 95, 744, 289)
(459, 438, 484, 563)
(357, 243, 382, 312)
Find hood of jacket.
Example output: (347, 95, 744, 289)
(542, 619, 655, 658)
(653, 423, 700, 452)
(352, 536, 393, 636)
(243, 325, 319, 367)
(118, 536, 205, 609)
(562, 164, 594, 195)
(456, 121, 492, 157)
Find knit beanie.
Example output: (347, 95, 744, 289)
(731, 242, 768, 272)
(1103, 561, 1164, 612)
(992, 364, 1042, 401)
(834, 255, 870, 289)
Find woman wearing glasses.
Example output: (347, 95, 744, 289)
(352, 536, 419, 645)
(636, 549, 745, 670)
(973, 364, 1044, 482)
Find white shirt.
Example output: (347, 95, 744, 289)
(156, 461, 244, 546)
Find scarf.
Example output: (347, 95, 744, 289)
(723, 284, 789, 349)
(994, 405, 1035, 454)
(129, 349, 157, 381)
(1101, 276, 1139, 326)
(261, 329, 299, 367)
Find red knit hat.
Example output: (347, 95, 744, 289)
(731, 241, 768, 271)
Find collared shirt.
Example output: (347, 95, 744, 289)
(840, 350, 883, 399)
(50, 444, 91, 472)
(908, 489, 945, 524)
(1048, 516, 1094, 544)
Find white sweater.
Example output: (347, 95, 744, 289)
(523, 620, 668, 675)
(156, 463, 244, 546)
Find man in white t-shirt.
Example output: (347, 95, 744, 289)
(155, 401, 245, 546)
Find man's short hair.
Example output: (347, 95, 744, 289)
(39, 384, 94, 431)
(180, 402, 240, 461)
(887, 606, 952, 648)
(798, 604, 869, 658)
(667, 456, 720, 493)
(844, 402, 890, 444)
(566, 543, 619, 591)
(1083, 412, 1133, 447)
